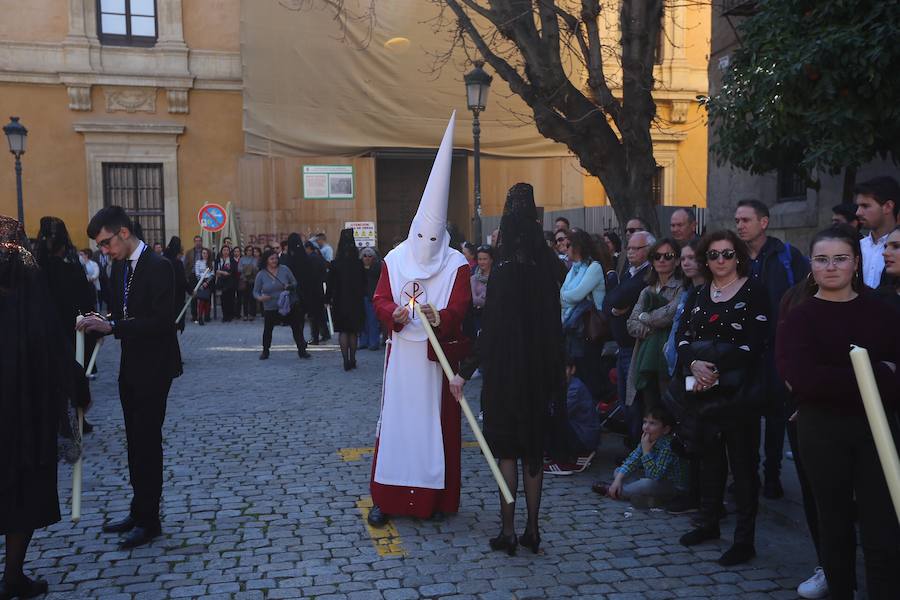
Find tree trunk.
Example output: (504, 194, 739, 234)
(841, 165, 858, 205)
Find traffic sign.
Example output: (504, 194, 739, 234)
(198, 203, 227, 232)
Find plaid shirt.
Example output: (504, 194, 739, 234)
(615, 434, 688, 489)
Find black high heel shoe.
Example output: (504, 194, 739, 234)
(520, 529, 541, 554)
(489, 532, 518, 556)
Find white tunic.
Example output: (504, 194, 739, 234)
(373, 242, 467, 489)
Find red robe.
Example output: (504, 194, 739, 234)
(369, 263, 471, 517)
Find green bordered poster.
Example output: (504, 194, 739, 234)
(303, 165, 354, 200)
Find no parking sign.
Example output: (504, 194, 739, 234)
(198, 203, 227, 232)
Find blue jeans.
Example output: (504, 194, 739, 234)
(360, 297, 380, 349)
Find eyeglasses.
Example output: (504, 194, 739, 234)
(653, 252, 677, 261)
(811, 254, 853, 268)
(477, 245, 492, 252)
(705, 249, 736, 261)
(555, 236, 567, 243)
(96, 230, 120, 249)
(625, 227, 645, 234)
(626, 244, 648, 253)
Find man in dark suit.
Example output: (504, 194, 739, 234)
(78, 206, 182, 549)
(603, 230, 654, 446)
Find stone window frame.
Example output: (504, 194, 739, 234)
(74, 121, 184, 244)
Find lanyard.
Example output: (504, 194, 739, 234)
(123, 259, 137, 318)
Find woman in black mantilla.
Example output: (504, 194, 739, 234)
(1, 215, 89, 598)
(326, 229, 366, 371)
(450, 183, 566, 555)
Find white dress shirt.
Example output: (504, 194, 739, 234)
(860, 232, 888, 288)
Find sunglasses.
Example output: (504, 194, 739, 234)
(705, 249, 736, 261)
(555, 237, 567, 243)
(625, 227, 644, 234)
(653, 252, 677, 261)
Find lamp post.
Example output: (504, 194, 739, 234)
(3, 117, 28, 228)
(464, 60, 492, 245)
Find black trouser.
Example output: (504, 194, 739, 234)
(241, 288, 257, 318)
(119, 379, 171, 528)
(220, 288, 236, 321)
(697, 415, 760, 546)
(798, 407, 900, 600)
(262, 307, 307, 352)
(785, 417, 822, 563)
(762, 394, 786, 480)
(309, 306, 328, 341)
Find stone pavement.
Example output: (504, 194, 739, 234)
(21, 320, 819, 599)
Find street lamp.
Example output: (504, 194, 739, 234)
(3, 116, 28, 228)
(464, 60, 492, 245)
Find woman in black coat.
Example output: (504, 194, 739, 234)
(215, 245, 239, 322)
(327, 229, 366, 371)
(164, 237, 188, 333)
(1, 215, 89, 598)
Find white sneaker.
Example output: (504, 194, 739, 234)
(797, 567, 828, 599)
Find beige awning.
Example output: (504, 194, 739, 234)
(241, 0, 573, 158)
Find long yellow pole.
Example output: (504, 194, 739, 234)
(849, 345, 900, 521)
(72, 316, 85, 523)
(176, 268, 210, 324)
(412, 301, 514, 504)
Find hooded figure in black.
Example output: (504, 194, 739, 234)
(453, 183, 566, 555)
(0, 215, 90, 598)
(326, 229, 366, 370)
(281, 233, 326, 340)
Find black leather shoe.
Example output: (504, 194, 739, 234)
(718, 543, 756, 566)
(520, 529, 541, 554)
(367, 506, 389, 527)
(82, 419, 95, 434)
(298, 350, 312, 359)
(119, 524, 162, 549)
(102, 515, 136, 534)
(259, 349, 269, 360)
(0, 575, 49, 599)
(679, 525, 720, 547)
(489, 532, 518, 556)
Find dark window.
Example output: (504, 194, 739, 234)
(102, 163, 165, 245)
(777, 165, 806, 203)
(97, 0, 157, 46)
(652, 166, 664, 204)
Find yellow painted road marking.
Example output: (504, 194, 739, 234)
(339, 441, 479, 462)
(357, 496, 408, 557)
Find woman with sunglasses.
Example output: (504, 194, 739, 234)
(777, 225, 900, 599)
(624, 237, 684, 420)
(675, 230, 770, 566)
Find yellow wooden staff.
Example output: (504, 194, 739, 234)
(849, 345, 900, 521)
(411, 299, 514, 504)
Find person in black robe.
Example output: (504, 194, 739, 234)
(301, 239, 330, 343)
(450, 183, 566, 555)
(1, 215, 90, 599)
(326, 229, 366, 370)
(163, 237, 188, 333)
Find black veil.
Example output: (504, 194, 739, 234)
(479, 184, 566, 474)
(0, 216, 81, 494)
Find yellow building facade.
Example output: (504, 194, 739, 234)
(0, 0, 243, 245)
(0, 1, 708, 248)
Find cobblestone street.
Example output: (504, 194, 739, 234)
(27, 320, 817, 599)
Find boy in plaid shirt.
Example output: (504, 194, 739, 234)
(593, 406, 688, 503)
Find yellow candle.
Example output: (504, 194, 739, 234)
(849, 345, 900, 521)
(72, 315, 85, 523)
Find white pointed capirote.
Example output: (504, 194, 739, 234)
(405, 111, 458, 278)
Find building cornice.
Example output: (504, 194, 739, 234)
(73, 121, 186, 136)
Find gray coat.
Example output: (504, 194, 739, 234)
(253, 265, 297, 312)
